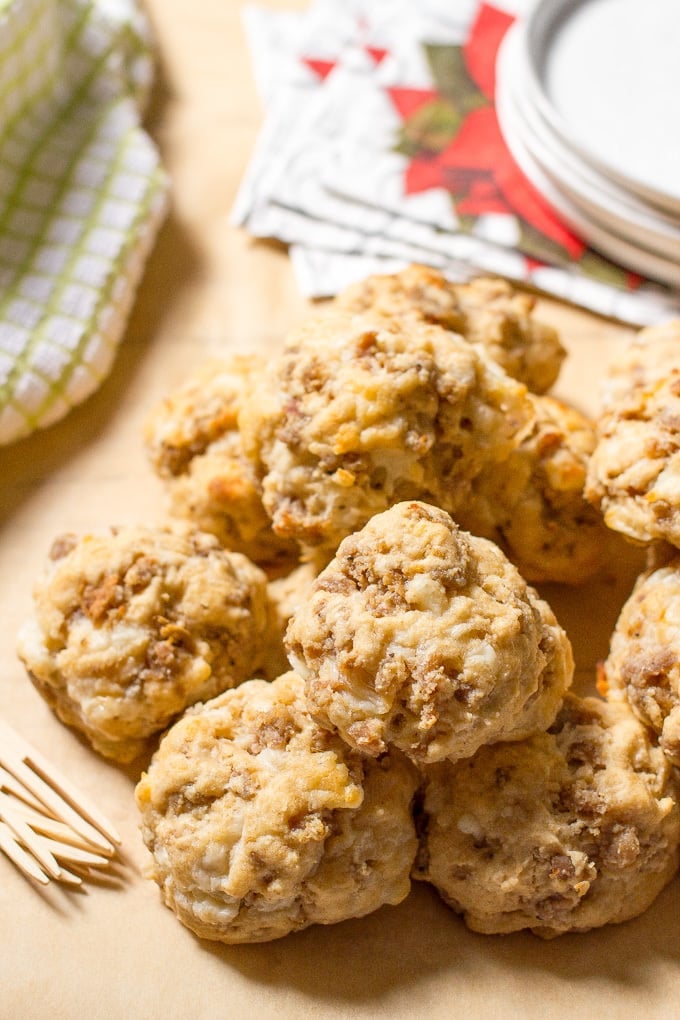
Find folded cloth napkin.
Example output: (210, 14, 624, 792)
(233, 0, 680, 326)
(0, 0, 168, 446)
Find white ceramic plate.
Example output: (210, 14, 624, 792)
(521, 0, 680, 215)
(495, 67, 680, 289)
(497, 24, 680, 262)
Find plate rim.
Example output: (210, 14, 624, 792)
(496, 25, 680, 261)
(520, 0, 680, 216)
(495, 58, 680, 289)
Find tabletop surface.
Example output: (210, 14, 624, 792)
(1, 3, 677, 1018)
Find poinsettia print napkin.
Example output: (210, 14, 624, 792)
(235, 0, 680, 325)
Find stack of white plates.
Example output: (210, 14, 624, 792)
(495, 0, 680, 289)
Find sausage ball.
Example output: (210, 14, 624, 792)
(144, 356, 297, 570)
(239, 310, 532, 557)
(603, 555, 680, 766)
(415, 694, 680, 937)
(459, 395, 606, 585)
(17, 526, 272, 762)
(586, 321, 680, 548)
(286, 502, 573, 764)
(335, 265, 566, 394)
(135, 672, 419, 943)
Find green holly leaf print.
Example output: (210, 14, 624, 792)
(425, 44, 488, 116)
(400, 97, 462, 155)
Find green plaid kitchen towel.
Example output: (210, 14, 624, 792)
(0, 0, 168, 444)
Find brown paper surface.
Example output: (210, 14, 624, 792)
(1, 3, 677, 1017)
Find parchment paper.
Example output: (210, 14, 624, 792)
(1, 3, 677, 1017)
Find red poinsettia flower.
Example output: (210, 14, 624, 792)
(464, 2, 514, 100)
(301, 57, 336, 81)
(301, 43, 387, 82)
(442, 106, 584, 257)
(387, 87, 439, 122)
(365, 45, 388, 65)
(388, 2, 587, 262)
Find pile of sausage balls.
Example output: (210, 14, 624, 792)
(17, 267, 680, 942)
